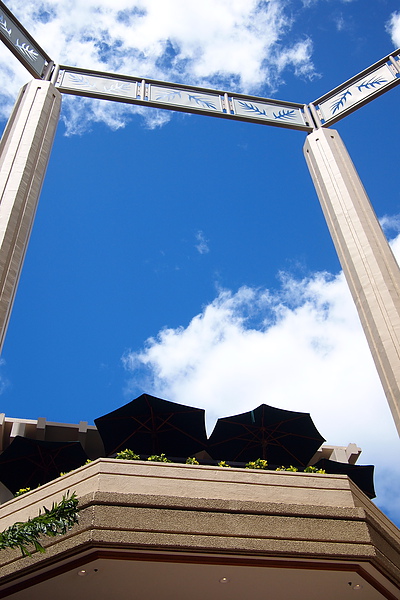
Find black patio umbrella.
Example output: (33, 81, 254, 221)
(313, 458, 375, 499)
(207, 403, 325, 467)
(0, 436, 89, 494)
(95, 393, 208, 458)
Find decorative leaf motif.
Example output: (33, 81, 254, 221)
(67, 73, 96, 89)
(103, 82, 132, 94)
(155, 90, 182, 102)
(15, 39, 38, 62)
(0, 15, 12, 36)
(187, 94, 217, 110)
(237, 101, 267, 117)
(330, 90, 352, 115)
(273, 109, 296, 121)
(357, 77, 387, 92)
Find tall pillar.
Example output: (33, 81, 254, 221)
(304, 128, 400, 435)
(0, 80, 61, 352)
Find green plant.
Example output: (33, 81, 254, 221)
(304, 466, 326, 474)
(14, 488, 31, 497)
(218, 461, 231, 468)
(147, 453, 171, 463)
(115, 449, 141, 460)
(245, 458, 268, 470)
(60, 458, 92, 477)
(275, 465, 298, 472)
(0, 492, 79, 557)
(186, 457, 199, 465)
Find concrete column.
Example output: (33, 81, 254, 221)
(304, 127, 400, 435)
(0, 80, 61, 352)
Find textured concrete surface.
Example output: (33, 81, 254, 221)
(0, 459, 398, 597)
(304, 128, 400, 434)
(0, 458, 363, 529)
(0, 80, 61, 351)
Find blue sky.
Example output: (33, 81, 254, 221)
(0, 0, 399, 524)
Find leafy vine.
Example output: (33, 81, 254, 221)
(0, 492, 79, 557)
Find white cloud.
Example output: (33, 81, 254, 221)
(387, 12, 400, 47)
(0, 0, 317, 131)
(59, 94, 171, 135)
(302, 0, 356, 6)
(380, 213, 400, 235)
(0, 358, 10, 396)
(335, 15, 345, 32)
(123, 236, 400, 522)
(274, 38, 317, 80)
(195, 231, 210, 255)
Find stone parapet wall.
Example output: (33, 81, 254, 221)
(0, 459, 399, 598)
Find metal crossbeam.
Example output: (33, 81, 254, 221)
(54, 65, 312, 132)
(0, 0, 399, 132)
(0, 1, 51, 78)
(310, 49, 400, 127)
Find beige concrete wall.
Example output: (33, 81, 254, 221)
(0, 458, 365, 529)
(0, 459, 398, 595)
(304, 128, 400, 434)
(0, 80, 61, 351)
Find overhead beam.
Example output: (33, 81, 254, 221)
(54, 65, 313, 132)
(311, 49, 400, 127)
(0, 0, 51, 78)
